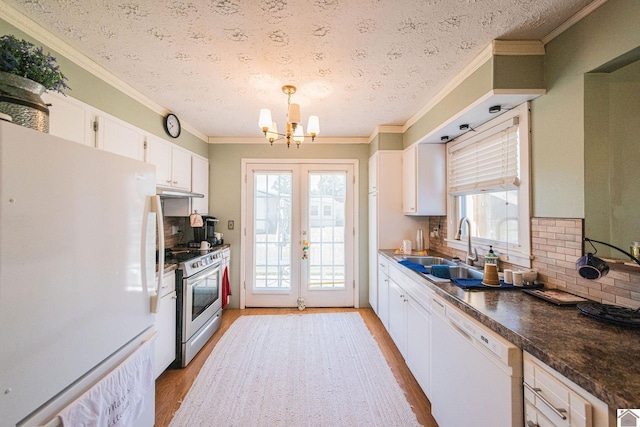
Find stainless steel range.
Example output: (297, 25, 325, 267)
(169, 247, 224, 367)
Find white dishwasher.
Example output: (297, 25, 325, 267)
(430, 295, 523, 427)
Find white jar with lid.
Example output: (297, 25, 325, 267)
(631, 242, 640, 261)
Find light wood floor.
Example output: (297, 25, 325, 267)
(155, 308, 439, 427)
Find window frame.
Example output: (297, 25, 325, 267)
(446, 102, 532, 268)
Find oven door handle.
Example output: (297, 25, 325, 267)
(149, 195, 164, 313)
(187, 261, 222, 284)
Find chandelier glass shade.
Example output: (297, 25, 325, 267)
(258, 85, 320, 148)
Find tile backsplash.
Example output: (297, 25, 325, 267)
(162, 216, 188, 248)
(428, 216, 640, 309)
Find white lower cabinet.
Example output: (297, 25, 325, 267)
(377, 254, 390, 329)
(523, 352, 613, 427)
(386, 260, 433, 398)
(154, 270, 177, 379)
(406, 293, 431, 396)
(388, 278, 407, 356)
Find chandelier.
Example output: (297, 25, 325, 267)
(258, 85, 320, 148)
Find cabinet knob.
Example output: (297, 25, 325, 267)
(166, 179, 172, 183)
(173, 180, 178, 184)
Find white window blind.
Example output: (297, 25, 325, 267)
(448, 117, 520, 196)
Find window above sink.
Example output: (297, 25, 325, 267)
(446, 103, 532, 268)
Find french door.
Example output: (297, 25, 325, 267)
(242, 161, 356, 308)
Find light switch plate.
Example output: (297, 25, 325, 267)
(228, 220, 234, 230)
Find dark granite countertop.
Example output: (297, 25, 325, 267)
(380, 250, 640, 410)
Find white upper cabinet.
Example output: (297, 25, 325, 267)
(169, 146, 191, 191)
(146, 135, 191, 191)
(368, 153, 378, 193)
(191, 155, 209, 215)
(42, 92, 94, 146)
(96, 115, 145, 161)
(403, 143, 446, 216)
(146, 135, 172, 185)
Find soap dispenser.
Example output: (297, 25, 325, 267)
(484, 245, 498, 266)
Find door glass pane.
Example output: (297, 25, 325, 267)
(308, 172, 346, 289)
(254, 172, 292, 290)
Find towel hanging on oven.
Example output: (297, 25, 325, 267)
(189, 213, 203, 227)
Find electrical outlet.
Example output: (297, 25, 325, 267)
(171, 225, 179, 235)
(228, 220, 234, 230)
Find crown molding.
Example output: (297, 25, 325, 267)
(491, 40, 545, 55)
(541, 0, 609, 45)
(367, 125, 404, 143)
(208, 136, 369, 145)
(403, 39, 549, 133)
(0, 0, 208, 142)
(403, 42, 494, 132)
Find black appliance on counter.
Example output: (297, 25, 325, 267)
(191, 216, 220, 247)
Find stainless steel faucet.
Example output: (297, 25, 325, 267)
(455, 216, 478, 266)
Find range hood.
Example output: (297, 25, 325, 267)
(156, 186, 205, 199)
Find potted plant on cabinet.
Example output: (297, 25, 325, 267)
(0, 34, 70, 133)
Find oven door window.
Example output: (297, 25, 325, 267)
(192, 270, 220, 321)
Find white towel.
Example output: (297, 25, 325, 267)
(57, 338, 154, 427)
(190, 213, 203, 227)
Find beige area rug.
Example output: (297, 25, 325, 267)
(169, 313, 422, 427)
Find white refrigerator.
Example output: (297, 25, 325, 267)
(0, 122, 163, 426)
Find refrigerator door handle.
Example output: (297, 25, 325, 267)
(149, 195, 164, 313)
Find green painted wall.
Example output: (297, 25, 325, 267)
(584, 59, 640, 255)
(0, 19, 208, 157)
(531, 0, 640, 218)
(208, 142, 370, 308)
(368, 132, 403, 157)
(493, 55, 545, 89)
(403, 59, 493, 147)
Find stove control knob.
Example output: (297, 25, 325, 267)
(192, 261, 199, 268)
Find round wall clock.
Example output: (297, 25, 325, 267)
(164, 113, 181, 138)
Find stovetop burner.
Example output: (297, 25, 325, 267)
(577, 302, 640, 327)
(165, 248, 210, 264)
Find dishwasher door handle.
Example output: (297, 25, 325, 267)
(523, 381, 568, 420)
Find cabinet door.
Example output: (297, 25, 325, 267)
(42, 92, 93, 146)
(402, 145, 417, 214)
(403, 144, 446, 215)
(407, 295, 430, 396)
(368, 193, 378, 312)
(191, 155, 209, 215)
(368, 153, 378, 193)
(377, 263, 390, 329)
(96, 116, 144, 161)
(388, 279, 406, 357)
(154, 289, 177, 378)
(170, 147, 192, 191)
(146, 136, 173, 186)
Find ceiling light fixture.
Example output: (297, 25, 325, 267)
(258, 85, 320, 148)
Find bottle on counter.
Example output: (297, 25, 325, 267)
(484, 245, 498, 266)
(416, 229, 424, 252)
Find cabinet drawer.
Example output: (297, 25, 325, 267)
(524, 358, 591, 427)
(525, 400, 556, 427)
(377, 254, 389, 277)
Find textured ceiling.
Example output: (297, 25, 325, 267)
(5, 0, 595, 139)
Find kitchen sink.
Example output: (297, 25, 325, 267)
(395, 255, 484, 280)
(394, 255, 457, 266)
(448, 265, 484, 280)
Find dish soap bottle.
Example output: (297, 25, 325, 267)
(485, 245, 498, 267)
